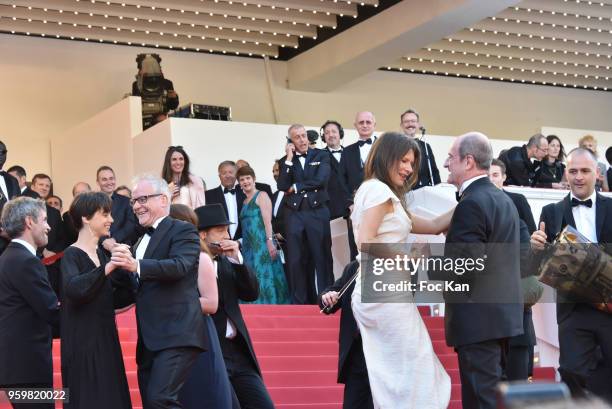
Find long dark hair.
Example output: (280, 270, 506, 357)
(161, 146, 191, 187)
(546, 134, 566, 162)
(363, 132, 421, 210)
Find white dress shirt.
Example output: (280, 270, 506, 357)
(12, 239, 36, 256)
(214, 251, 244, 339)
(223, 186, 239, 238)
(135, 216, 166, 275)
(571, 191, 598, 243)
(458, 174, 489, 196)
(0, 174, 9, 200)
(358, 136, 375, 167)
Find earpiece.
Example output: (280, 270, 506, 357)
(319, 120, 344, 144)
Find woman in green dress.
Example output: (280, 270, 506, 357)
(237, 166, 289, 304)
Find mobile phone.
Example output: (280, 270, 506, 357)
(209, 242, 222, 248)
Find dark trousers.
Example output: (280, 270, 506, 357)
(558, 304, 612, 400)
(2, 382, 53, 409)
(346, 218, 358, 261)
(137, 347, 201, 409)
(505, 345, 529, 381)
(286, 205, 334, 304)
(220, 336, 274, 409)
(342, 339, 373, 409)
(456, 339, 505, 409)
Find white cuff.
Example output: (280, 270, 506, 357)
(285, 160, 293, 166)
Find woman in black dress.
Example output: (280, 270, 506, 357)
(535, 134, 567, 189)
(60, 192, 133, 409)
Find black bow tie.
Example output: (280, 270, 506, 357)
(358, 138, 373, 147)
(295, 153, 306, 158)
(224, 187, 236, 195)
(571, 198, 592, 208)
(145, 226, 156, 235)
(330, 149, 342, 153)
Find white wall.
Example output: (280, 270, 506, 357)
(1, 34, 611, 186)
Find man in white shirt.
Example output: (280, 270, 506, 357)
(531, 147, 612, 400)
(341, 111, 377, 196)
(205, 161, 246, 240)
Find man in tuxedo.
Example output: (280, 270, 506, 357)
(319, 260, 373, 409)
(0, 197, 59, 409)
(0, 143, 22, 254)
(321, 120, 357, 260)
(489, 159, 537, 234)
(498, 134, 549, 187)
(530, 147, 612, 400)
(196, 204, 274, 409)
(341, 111, 377, 197)
(236, 159, 273, 199)
(278, 124, 334, 304)
(62, 182, 92, 245)
(6, 165, 28, 195)
(96, 166, 141, 249)
(431, 132, 524, 409)
(400, 109, 441, 189)
(110, 174, 207, 409)
(205, 161, 246, 240)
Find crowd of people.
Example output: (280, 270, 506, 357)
(0, 108, 610, 409)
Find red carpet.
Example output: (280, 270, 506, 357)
(1, 304, 556, 409)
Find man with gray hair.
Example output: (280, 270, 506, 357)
(498, 133, 549, 187)
(0, 197, 59, 408)
(430, 132, 524, 409)
(110, 174, 207, 409)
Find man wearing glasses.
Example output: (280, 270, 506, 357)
(110, 174, 207, 409)
(498, 133, 549, 187)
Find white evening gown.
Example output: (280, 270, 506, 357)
(351, 179, 451, 409)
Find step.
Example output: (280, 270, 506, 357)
(263, 370, 338, 387)
(533, 366, 556, 380)
(245, 315, 340, 329)
(269, 386, 344, 405)
(240, 304, 432, 317)
(250, 328, 339, 342)
(254, 341, 338, 356)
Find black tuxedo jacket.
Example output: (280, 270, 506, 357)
(45, 204, 66, 253)
(205, 185, 246, 240)
(134, 217, 207, 364)
(63, 211, 78, 246)
(0, 171, 21, 203)
(318, 260, 359, 383)
(277, 148, 330, 210)
(499, 145, 538, 187)
(271, 190, 288, 238)
(535, 193, 612, 324)
(414, 139, 442, 189)
(324, 147, 351, 219)
(109, 192, 141, 246)
(340, 141, 366, 198)
(211, 256, 262, 375)
(430, 177, 524, 347)
(505, 190, 537, 235)
(21, 186, 40, 199)
(255, 182, 273, 201)
(0, 242, 59, 385)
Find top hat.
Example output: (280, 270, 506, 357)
(606, 146, 612, 166)
(194, 204, 234, 231)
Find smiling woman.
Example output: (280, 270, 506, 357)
(161, 146, 206, 209)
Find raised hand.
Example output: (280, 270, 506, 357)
(530, 221, 548, 251)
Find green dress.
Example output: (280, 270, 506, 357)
(240, 191, 290, 304)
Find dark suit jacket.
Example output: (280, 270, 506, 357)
(340, 141, 366, 198)
(318, 260, 359, 383)
(135, 217, 207, 364)
(414, 139, 441, 189)
(0, 242, 59, 385)
(277, 148, 330, 210)
(271, 190, 288, 238)
(109, 192, 141, 246)
(211, 256, 261, 375)
(255, 183, 273, 201)
(21, 186, 40, 199)
(45, 205, 66, 253)
(205, 185, 246, 240)
(0, 172, 22, 254)
(505, 190, 537, 235)
(499, 145, 538, 187)
(535, 193, 612, 324)
(430, 177, 524, 347)
(63, 211, 78, 246)
(324, 147, 351, 219)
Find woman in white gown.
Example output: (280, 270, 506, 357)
(351, 132, 454, 409)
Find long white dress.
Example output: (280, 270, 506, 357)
(351, 179, 451, 409)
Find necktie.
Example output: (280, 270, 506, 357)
(145, 226, 156, 235)
(571, 198, 592, 208)
(358, 138, 373, 147)
(224, 187, 236, 195)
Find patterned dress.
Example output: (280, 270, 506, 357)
(240, 191, 290, 304)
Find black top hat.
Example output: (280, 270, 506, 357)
(194, 204, 234, 231)
(606, 146, 612, 166)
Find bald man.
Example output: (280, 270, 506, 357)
(341, 111, 377, 198)
(531, 147, 612, 400)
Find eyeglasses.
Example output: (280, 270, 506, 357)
(130, 193, 163, 206)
